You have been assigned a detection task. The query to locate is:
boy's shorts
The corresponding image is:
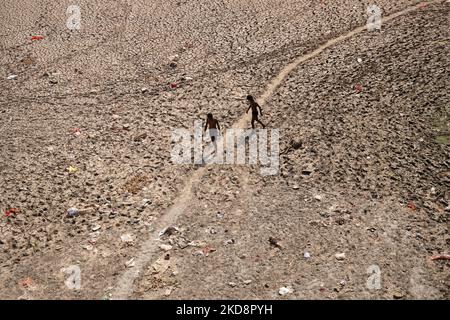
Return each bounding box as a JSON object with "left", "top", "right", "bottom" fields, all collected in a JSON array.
[{"left": 209, "top": 129, "right": 218, "bottom": 142}]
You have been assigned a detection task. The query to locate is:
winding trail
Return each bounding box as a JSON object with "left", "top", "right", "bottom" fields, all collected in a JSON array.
[{"left": 111, "top": 1, "right": 442, "bottom": 299}]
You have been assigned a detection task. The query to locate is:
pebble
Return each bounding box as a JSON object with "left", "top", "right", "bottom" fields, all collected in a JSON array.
[
  {"left": 159, "top": 244, "right": 173, "bottom": 251},
  {"left": 304, "top": 251, "right": 311, "bottom": 259},
  {"left": 278, "top": 286, "right": 294, "bottom": 296},
  {"left": 314, "top": 194, "right": 323, "bottom": 201},
  {"left": 120, "top": 233, "right": 134, "bottom": 243},
  {"left": 125, "top": 258, "right": 135, "bottom": 268},
  {"left": 335, "top": 253, "right": 346, "bottom": 260}
]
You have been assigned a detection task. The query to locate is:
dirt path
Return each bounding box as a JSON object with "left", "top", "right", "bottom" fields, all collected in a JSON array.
[{"left": 111, "top": 0, "right": 442, "bottom": 299}]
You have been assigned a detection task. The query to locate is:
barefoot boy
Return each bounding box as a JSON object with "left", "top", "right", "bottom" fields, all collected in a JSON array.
[
  {"left": 246, "top": 95, "right": 266, "bottom": 129},
  {"left": 204, "top": 113, "right": 221, "bottom": 151}
]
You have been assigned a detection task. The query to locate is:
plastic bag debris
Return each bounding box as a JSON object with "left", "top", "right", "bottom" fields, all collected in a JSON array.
[
  {"left": 5, "top": 208, "right": 18, "bottom": 217},
  {"left": 67, "top": 207, "right": 79, "bottom": 217},
  {"left": 7, "top": 75, "right": 18, "bottom": 80},
  {"left": 31, "top": 35, "right": 44, "bottom": 41}
]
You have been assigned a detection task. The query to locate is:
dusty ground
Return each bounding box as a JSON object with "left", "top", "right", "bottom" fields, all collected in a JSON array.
[{"left": 0, "top": 0, "right": 448, "bottom": 300}]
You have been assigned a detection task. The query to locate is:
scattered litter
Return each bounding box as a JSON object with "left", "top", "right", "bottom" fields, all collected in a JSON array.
[
  {"left": 357, "top": 57, "right": 363, "bottom": 63},
  {"left": 122, "top": 123, "right": 131, "bottom": 131},
  {"left": 169, "top": 54, "right": 179, "bottom": 62},
  {"left": 170, "top": 83, "right": 177, "bottom": 89},
  {"left": 31, "top": 35, "right": 44, "bottom": 41},
  {"left": 201, "top": 246, "right": 216, "bottom": 257},
  {"left": 216, "top": 212, "right": 224, "bottom": 219},
  {"left": 120, "top": 233, "right": 134, "bottom": 243},
  {"left": 354, "top": 83, "right": 362, "bottom": 93},
  {"left": 292, "top": 185, "right": 299, "bottom": 190},
  {"left": 335, "top": 253, "right": 346, "bottom": 261},
  {"left": 67, "top": 207, "right": 79, "bottom": 217},
  {"left": 278, "top": 286, "right": 294, "bottom": 296},
  {"left": 67, "top": 166, "right": 78, "bottom": 174},
  {"left": 18, "top": 278, "right": 34, "bottom": 288},
  {"left": 7, "top": 74, "right": 18, "bottom": 80},
  {"left": 5, "top": 208, "right": 18, "bottom": 217},
  {"left": 407, "top": 201, "right": 416, "bottom": 211},
  {"left": 91, "top": 225, "right": 101, "bottom": 231},
  {"left": 314, "top": 194, "right": 323, "bottom": 201},
  {"left": 430, "top": 254, "right": 450, "bottom": 261},
  {"left": 141, "top": 88, "right": 148, "bottom": 93},
  {"left": 184, "top": 76, "right": 193, "bottom": 81},
  {"left": 304, "top": 252, "right": 311, "bottom": 259},
  {"left": 72, "top": 128, "right": 81, "bottom": 136},
  {"left": 430, "top": 187, "right": 436, "bottom": 195},
  {"left": 83, "top": 244, "right": 94, "bottom": 251},
  {"left": 243, "top": 280, "right": 252, "bottom": 285},
  {"left": 228, "top": 282, "right": 237, "bottom": 287},
  {"left": 125, "top": 258, "right": 135, "bottom": 268}
]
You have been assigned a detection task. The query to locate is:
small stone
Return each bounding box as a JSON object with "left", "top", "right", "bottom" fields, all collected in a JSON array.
[
  {"left": 304, "top": 252, "right": 311, "bottom": 259},
  {"left": 120, "top": 233, "right": 134, "bottom": 243},
  {"left": 159, "top": 244, "right": 173, "bottom": 251},
  {"left": 159, "top": 226, "right": 179, "bottom": 237},
  {"left": 314, "top": 194, "right": 323, "bottom": 201},
  {"left": 393, "top": 291, "right": 404, "bottom": 299},
  {"left": 335, "top": 253, "right": 346, "bottom": 261},
  {"left": 123, "top": 124, "right": 131, "bottom": 131},
  {"left": 7, "top": 74, "right": 18, "bottom": 80},
  {"left": 228, "top": 282, "right": 237, "bottom": 287},
  {"left": 91, "top": 225, "right": 101, "bottom": 231},
  {"left": 164, "top": 288, "right": 172, "bottom": 296},
  {"left": 292, "top": 185, "right": 299, "bottom": 190},
  {"left": 224, "top": 239, "right": 235, "bottom": 245},
  {"left": 243, "top": 280, "right": 252, "bottom": 285},
  {"left": 141, "top": 87, "right": 148, "bottom": 93},
  {"left": 357, "top": 57, "right": 363, "bottom": 63},
  {"left": 125, "top": 258, "right": 135, "bottom": 268},
  {"left": 83, "top": 244, "right": 94, "bottom": 251},
  {"left": 279, "top": 286, "right": 294, "bottom": 296}
]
